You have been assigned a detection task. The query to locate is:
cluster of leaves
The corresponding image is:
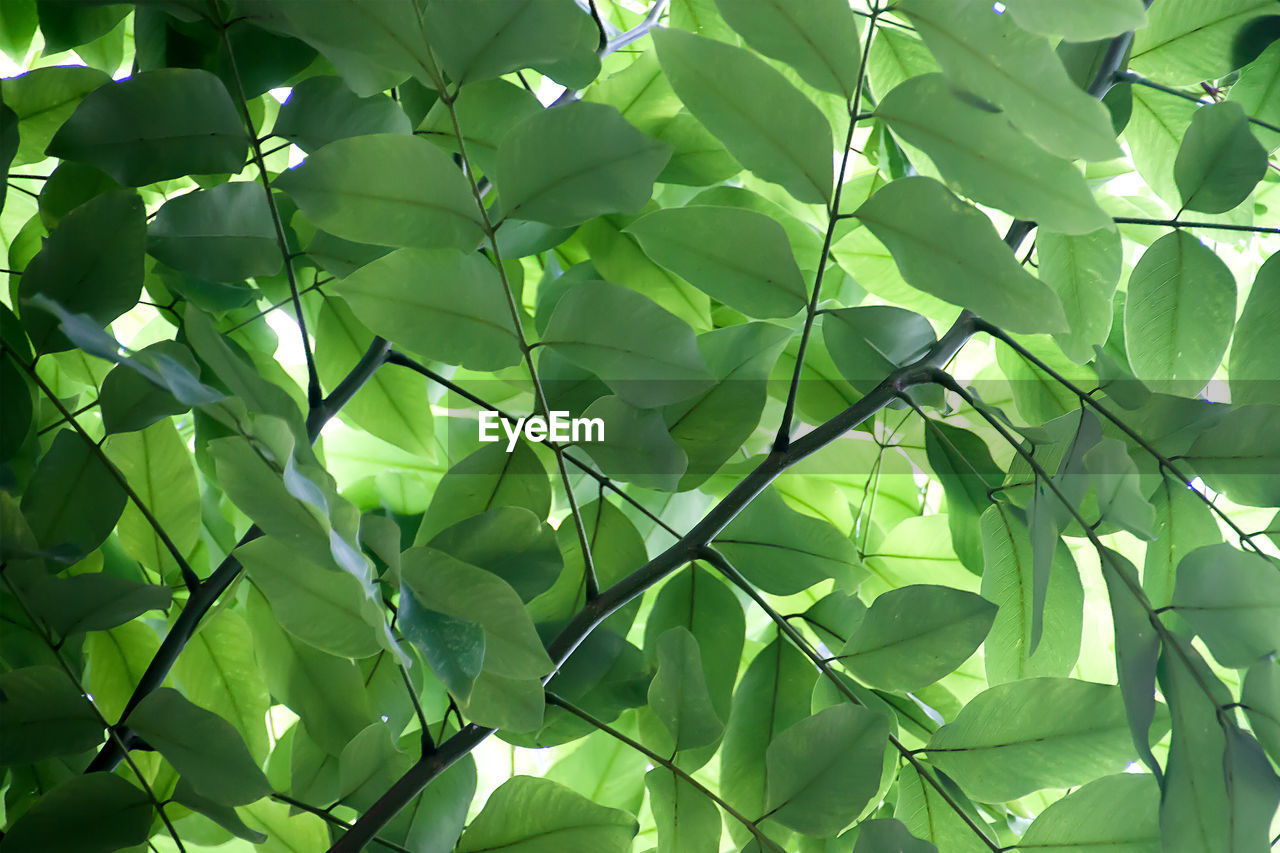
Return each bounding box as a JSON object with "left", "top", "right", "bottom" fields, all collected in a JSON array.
[{"left": 4, "top": 0, "right": 1280, "bottom": 851}]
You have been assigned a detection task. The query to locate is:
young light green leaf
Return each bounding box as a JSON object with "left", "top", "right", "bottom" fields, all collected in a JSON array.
[
  {"left": 173, "top": 609, "right": 271, "bottom": 763},
  {"left": 646, "top": 768, "right": 722, "bottom": 853},
  {"left": 495, "top": 101, "right": 671, "bottom": 227},
  {"left": 126, "top": 687, "right": 271, "bottom": 806},
  {"left": 425, "top": 0, "right": 594, "bottom": 86},
  {"left": 334, "top": 247, "right": 522, "bottom": 371},
  {"left": 457, "top": 776, "right": 638, "bottom": 853},
  {"left": 275, "top": 134, "right": 483, "bottom": 251},
  {"left": 1, "top": 65, "right": 110, "bottom": 166},
  {"left": 1123, "top": 230, "right": 1236, "bottom": 394},
  {"left": 715, "top": 488, "right": 864, "bottom": 595},
  {"left": 47, "top": 68, "right": 245, "bottom": 185},
  {"left": 876, "top": 74, "right": 1112, "bottom": 235},
  {"left": 653, "top": 27, "right": 834, "bottom": 204},
  {"left": 147, "top": 181, "right": 281, "bottom": 283},
  {"left": 1037, "top": 227, "right": 1123, "bottom": 364},
  {"left": 625, "top": 206, "right": 807, "bottom": 319},
  {"left": 648, "top": 627, "right": 724, "bottom": 753},
  {"left": 926, "top": 678, "right": 1138, "bottom": 802},
  {"left": 763, "top": 704, "right": 889, "bottom": 837},
  {"left": 1172, "top": 543, "right": 1280, "bottom": 668},
  {"left": 541, "top": 280, "right": 713, "bottom": 408},
  {"left": 897, "top": 0, "right": 1122, "bottom": 162},
  {"left": 1020, "top": 773, "right": 1160, "bottom": 853},
  {"left": 1004, "top": 0, "right": 1147, "bottom": 42},
  {"left": 854, "top": 177, "right": 1068, "bottom": 334},
  {"left": 1130, "top": 0, "right": 1276, "bottom": 86},
  {"left": 712, "top": 0, "right": 862, "bottom": 98},
  {"left": 838, "top": 585, "right": 996, "bottom": 692},
  {"left": 1174, "top": 101, "right": 1267, "bottom": 214}
]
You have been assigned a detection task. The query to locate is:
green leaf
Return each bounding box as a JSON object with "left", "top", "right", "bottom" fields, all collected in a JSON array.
[
  {"left": 495, "top": 100, "right": 670, "bottom": 227},
  {"left": 1125, "top": 85, "right": 1196, "bottom": 207},
  {"left": 20, "top": 429, "right": 126, "bottom": 558},
  {"left": 415, "top": 441, "right": 551, "bottom": 545},
  {"left": 893, "top": 765, "right": 990, "bottom": 853},
  {"left": 237, "top": 536, "right": 386, "bottom": 659},
  {"left": 13, "top": 568, "right": 171, "bottom": 638},
  {"left": 0, "top": 773, "right": 150, "bottom": 853},
  {"left": 1, "top": 65, "right": 109, "bottom": 166},
  {"left": 172, "top": 778, "right": 268, "bottom": 844},
  {"left": 923, "top": 419, "right": 1000, "bottom": 573},
  {"left": 85, "top": 621, "right": 161, "bottom": 722},
  {"left": 1020, "top": 773, "right": 1160, "bottom": 853},
  {"left": 429, "top": 507, "right": 562, "bottom": 603},
  {"left": 1174, "top": 102, "right": 1267, "bottom": 214},
  {"left": 173, "top": 609, "right": 271, "bottom": 763},
  {"left": 1243, "top": 657, "right": 1280, "bottom": 763},
  {"left": 1171, "top": 543, "right": 1280, "bottom": 668},
  {"left": 721, "top": 637, "right": 816, "bottom": 849},
  {"left": 337, "top": 722, "right": 413, "bottom": 810},
  {"left": 648, "top": 627, "right": 724, "bottom": 753},
  {"left": 333, "top": 247, "right": 522, "bottom": 370},
  {"left": 625, "top": 206, "right": 807, "bottom": 319},
  {"left": 147, "top": 181, "right": 282, "bottom": 283},
  {"left": 275, "top": 134, "right": 483, "bottom": 250},
  {"left": 48, "top": 69, "right": 244, "bottom": 185},
  {"left": 1229, "top": 252, "right": 1280, "bottom": 406},
  {"left": 763, "top": 704, "right": 889, "bottom": 837},
  {"left": 425, "top": 0, "right": 594, "bottom": 85},
  {"left": 18, "top": 188, "right": 143, "bottom": 354},
  {"left": 1037, "top": 227, "right": 1123, "bottom": 364},
  {"left": 712, "top": 0, "right": 862, "bottom": 98},
  {"left": 715, "top": 488, "right": 863, "bottom": 595},
  {"left": 0, "top": 98, "right": 15, "bottom": 213},
  {"left": 1184, "top": 405, "right": 1280, "bottom": 507},
  {"left": 1004, "top": 0, "right": 1147, "bottom": 41},
  {"left": 854, "top": 177, "right": 1067, "bottom": 334},
  {"left": 1230, "top": 40, "right": 1280, "bottom": 151},
  {"left": 541, "top": 280, "right": 713, "bottom": 408},
  {"left": 653, "top": 27, "right": 834, "bottom": 204},
  {"left": 646, "top": 768, "right": 722, "bottom": 853},
  {"left": 980, "top": 503, "right": 1083, "bottom": 684},
  {"left": 420, "top": 78, "right": 541, "bottom": 177},
  {"left": 383, "top": 753, "right": 477, "bottom": 852},
  {"left": 876, "top": 74, "right": 1112, "bottom": 235},
  {"left": 126, "top": 687, "right": 271, "bottom": 806},
  {"left": 401, "top": 546, "right": 554, "bottom": 680},
  {"left": 457, "top": 775, "right": 638, "bottom": 852},
  {"left": 579, "top": 395, "right": 688, "bottom": 492},
  {"left": 898, "top": 0, "right": 1122, "bottom": 162},
  {"left": 838, "top": 585, "right": 996, "bottom": 692},
  {"left": 0, "top": 665, "right": 102, "bottom": 764},
  {"left": 1143, "top": 479, "right": 1222, "bottom": 610},
  {"left": 822, "top": 306, "right": 937, "bottom": 395},
  {"left": 399, "top": 594, "right": 484, "bottom": 700},
  {"left": 1123, "top": 230, "right": 1236, "bottom": 394},
  {"left": 852, "top": 819, "right": 938, "bottom": 853},
  {"left": 273, "top": 75, "right": 410, "bottom": 154},
  {"left": 1085, "top": 438, "right": 1156, "bottom": 539},
  {"left": 926, "top": 678, "right": 1138, "bottom": 801},
  {"left": 99, "top": 342, "right": 203, "bottom": 435},
  {"left": 1130, "top": 0, "right": 1276, "bottom": 86}
]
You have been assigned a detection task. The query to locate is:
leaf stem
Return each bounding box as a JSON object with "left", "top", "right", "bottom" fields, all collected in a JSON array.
[
  {"left": 1114, "top": 216, "right": 1280, "bottom": 236},
  {"left": 1115, "top": 70, "right": 1280, "bottom": 137}
]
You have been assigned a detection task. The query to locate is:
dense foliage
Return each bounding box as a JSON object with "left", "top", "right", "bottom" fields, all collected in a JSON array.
[{"left": 3, "top": 0, "right": 1280, "bottom": 850}]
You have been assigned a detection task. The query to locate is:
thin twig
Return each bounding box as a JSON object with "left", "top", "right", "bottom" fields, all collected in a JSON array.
[{"left": 1114, "top": 216, "right": 1280, "bottom": 236}]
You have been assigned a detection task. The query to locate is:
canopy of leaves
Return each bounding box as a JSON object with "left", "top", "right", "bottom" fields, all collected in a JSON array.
[{"left": 1, "top": 1, "right": 1278, "bottom": 852}]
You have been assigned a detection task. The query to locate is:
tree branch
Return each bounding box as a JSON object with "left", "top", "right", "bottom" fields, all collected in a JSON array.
[
  {"left": 1114, "top": 216, "right": 1280, "bottom": 236},
  {"left": 1115, "top": 70, "right": 1280, "bottom": 137}
]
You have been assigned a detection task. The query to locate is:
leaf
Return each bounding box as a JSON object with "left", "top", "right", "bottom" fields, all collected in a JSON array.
[
  {"left": 923, "top": 419, "right": 1000, "bottom": 573},
  {"left": 852, "top": 819, "right": 938, "bottom": 853},
  {"left": 457, "top": 775, "right": 638, "bottom": 852},
  {"left": 898, "top": 0, "right": 1122, "bottom": 162},
  {"left": 0, "top": 665, "right": 102, "bottom": 764},
  {"left": 47, "top": 68, "right": 245, "bottom": 185},
  {"left": 273, "top": 75, "right": 411, "bottom": 154},
  {"left": 18, "top": 188, "right": 143, "bottom": 353},
  {"left": 429, "top": 507, "right": 563, "bottom": 604},
  {"left": 646, "top": 768, "right": 722, "bottom": 853},
  {"left": 1171, "top": 543, "right": 1280, "bottom": 668},
  {"left": 822, "top": 305, "right": 937, "bottom": 394},
  {"left": 0, "top": 773, "right": 150, "bottom": 853},
  {"left": 1123, "top": 230, "right": 1236, "bottom": 394},
  {"left": 173, "top": 609, "right": 271, "bottom": 763},
  {"left": 337, "top": 722, "right": 413, "bottom": 810},
  {"left": 275, "top": 134, "right": 483, "bottom": 251},
  {"left": 147, "top": 181, "right": 282, "bottom": 282},
  {"left": 541, "top": 280, "right": 713, "bottom": 408},
  {"left": 893, "top": 765, "right": 991, "bottom": 853},
  {"left": 85, "top": 622, "right": 161, "bottom": 722},
  {"left": 1130, "top": 0, "right": 1276, "bottom": 86},
  {"left": 715, "top": 488, "right": 864, "bottom": 595},
  {"left": 1174, "top": 101, "right": 1267, "bottom": 214},
  {"left": 399, "top": 594, "right": 485, "bottom": 700},
  {"left": 425, "top": 0, "right": 593, "bottom": 85},
  {"left": 648, "top": 627, "right": 724, "bottom": 753},
  {"left": 926, "top": 678, "right": 1139, "bottom": 802},
  {"left": 1243, "top": 657, "right": 1280, "bottom": 763},
  {"left": 1085, "top": 438, "right": 1156, "bottom": 539},
  {"left": 126, "top": 687, "right": 271, "bottom": 806},
  {"left": 420, "top": 78, "right": 541, "bottom": 177},
  {"left": 1229, "top": 252, "right": 1280, "bottom": 406},
  {"left": 838, "top": 585, "right": 996, "bottom": 692},
  {"left": 876, "top": 74, "right": 1112, "bottom": 235},
  {"left": 712, "top": 0, "right": 862, "bottom": 98},
  {"left": 14, "top": 569, "right": 171, "bottom": 638},
  {"left": 415, "top": 441, "right": 551, "bottom": 544},
  {"left": 1019, "top": 773, "right": 1160, "bottom": 852},
  {"left": 1184, "top": 405, "right": 1280, "bottom": 507},
  {"left": 494, "top": 101, "right": 669, "bottom": 227},
  {"left": 20, "top": 429, "right": 126, "bottom": 558},
  {"left": 1230, "top": 40, "right": 1280, "bottom": 151},
  {"left": 401, "top": 547, "right": 554, "bottom": 680},
  {"left": 333, "top": 247, "right": 522, "bottom": 370},
  {"left": 625, "top": 205, "right": 807, "bottom": 319},
  {"left": 1004, "top": 0, "right": 1147, "bottom": 41},
  {"left": 1037, "top": 227, "right": 1123, "bottom": 364},
  {"left": 653, "top": 27, "right": 834, "bottom": 204},
  {"left": 763, "top": 704, "right": 889, "bottom": 837},
  {"left": 237, "top": 536, "right": 386, "bottom": 659},
  {"left": 854, "top": 177, "right": 1067, "bottom": 334},
  {"left": 579, "top": 395, "right": 688, "bottom": 492}
]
